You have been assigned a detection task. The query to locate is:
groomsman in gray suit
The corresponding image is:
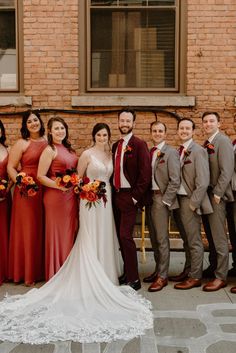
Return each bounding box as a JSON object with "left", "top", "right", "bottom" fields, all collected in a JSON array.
[
  {"left": 174, "top": 118, "right": 213, "bottom": 290},
  {"left": 202, "top": 111, "right": 234, "bottom": 291},
  {"left": 144, "top": 121, "right": 181, "bottom": 292}
]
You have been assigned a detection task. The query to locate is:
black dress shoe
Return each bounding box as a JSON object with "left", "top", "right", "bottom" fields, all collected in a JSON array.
[
  {"left": 127, "top": 279, "right": 141, "bottom": 291},
  {"left": 119, "top": 273, "right": 127, "bottom": 285},
  {"left": 202, "top": 267, "right": 215, "bottom": 279},
  {"left": 228, "top": 267, "right": 236, "bottom": 277},
  {"left": 143, "top": 271, "right": 158, "bottom": 283}
]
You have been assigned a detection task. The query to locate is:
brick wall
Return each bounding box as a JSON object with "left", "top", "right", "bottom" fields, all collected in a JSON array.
[{"left": 1, "top": 0, "right": 236, "bottom": 154}]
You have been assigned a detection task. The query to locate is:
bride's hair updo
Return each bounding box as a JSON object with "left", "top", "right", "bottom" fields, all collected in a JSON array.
[{"left": 92, "top": 123, "right": 111, "bottom": 143}]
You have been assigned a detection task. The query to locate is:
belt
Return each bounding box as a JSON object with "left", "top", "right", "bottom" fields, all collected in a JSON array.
[
  {"left": 115, "top": 188, "right": 131, "bottom": 192},
  {"left": 153, "top": 190, "right": 162, "bottom": 195}
]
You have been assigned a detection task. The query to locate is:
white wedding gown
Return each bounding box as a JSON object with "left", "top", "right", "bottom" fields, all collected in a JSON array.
[{"left": 0, "top": 155, "right": 153, "bottom": 344}]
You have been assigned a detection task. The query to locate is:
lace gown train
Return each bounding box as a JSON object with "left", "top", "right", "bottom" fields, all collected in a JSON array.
[{"left": 0, "top": 154, "right": 153, "bottom": 344}]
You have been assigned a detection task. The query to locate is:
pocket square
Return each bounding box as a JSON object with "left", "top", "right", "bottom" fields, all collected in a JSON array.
[{"left": 184, "top": 160, "right": 192, "bottom": 165}]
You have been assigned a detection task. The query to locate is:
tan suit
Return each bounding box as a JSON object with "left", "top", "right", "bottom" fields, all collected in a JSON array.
[
  {"left": 206, "top": 132, "right": 234, "bottom": 280},
  {"left": 148, "top": 144, "right": 180, "bottom": 279},
  {"left": 177, "top": 141, "right": 212, "bottom": 279}
]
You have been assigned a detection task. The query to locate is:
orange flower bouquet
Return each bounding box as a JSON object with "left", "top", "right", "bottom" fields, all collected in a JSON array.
[
  {"left": 0, "top": 177, "right": 8, "bottom": 199},
  {"left": 55, "top": 168, "right": 80, "bottom": 189},
  {"left": 16, "top": 172, "right": 39, "bottom": 197},
  {"left": 74, "top": 177, "right": 107, "bottom": 209}
]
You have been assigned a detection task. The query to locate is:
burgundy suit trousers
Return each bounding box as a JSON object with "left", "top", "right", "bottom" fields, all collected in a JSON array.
[{"left": 113, "top": 190, "right": 139, "bottom": 282}]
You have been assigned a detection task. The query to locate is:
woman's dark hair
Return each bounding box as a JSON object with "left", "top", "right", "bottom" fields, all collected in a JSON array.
[
  {"left": 0, "top": 119, "right": 7, "bottom": 147},
  {"left": 20, "top": 110, "right": 45, "bottom": 139},
  {"left": 92, "top": 122, "right": 111, "bottom": 143},
  {"left": 47, "top": 116, "right": 74, "bottom": 152}
]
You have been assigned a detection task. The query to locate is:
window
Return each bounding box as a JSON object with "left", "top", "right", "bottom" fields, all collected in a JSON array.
[
  {"left": 81, "top": 0, "right": 185, "bottom": 93},
  {"left": 0, "top": 0, "right": 18, "bottom": 91}
]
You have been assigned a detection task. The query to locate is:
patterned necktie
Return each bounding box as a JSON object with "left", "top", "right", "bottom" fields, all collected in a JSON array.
[
  {"left": 203, "top": 140, "right": 210, "bottom": 148},
  {"left": 114, "top": 139, "right": 124, "bottom": 189},
  {"left": 178, "top": 145, "right": 184, "bottom": 156},
  {"left": 233, "top": 139, "right": 236, "bottom": 146}
]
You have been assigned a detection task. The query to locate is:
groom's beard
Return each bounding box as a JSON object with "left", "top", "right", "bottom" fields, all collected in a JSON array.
[{"left": 119, "top": 127, "right": 133, "bottom": 135}]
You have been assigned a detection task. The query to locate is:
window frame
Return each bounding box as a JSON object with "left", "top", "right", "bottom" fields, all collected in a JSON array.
[
  {"left": 0, "top": 0, "right": 23, "bottom": 93},
  {"left": 79, "top": 0, "right": 187, "bottom": 95}
]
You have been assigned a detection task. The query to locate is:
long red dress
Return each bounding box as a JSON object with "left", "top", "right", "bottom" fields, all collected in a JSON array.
[
  {"left": 44, "top": 143, "right": 78, "bottom": 281},
  {"left": 8, "top": 139, "right": 47, "bottom": 284},
  {"left": 0, "top": 154, "right": 11, "bottom": 285}
]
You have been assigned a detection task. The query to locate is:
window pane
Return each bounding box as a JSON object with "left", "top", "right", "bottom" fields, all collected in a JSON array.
[
  {"left": 91, "top": 0, "right": 118, "bottom": 6},
  {"left": 90, "top": 8, "right": 176, "bottom": 89},
  {"left": 0, "top": 2, "right": 17, "bottom": 90}
]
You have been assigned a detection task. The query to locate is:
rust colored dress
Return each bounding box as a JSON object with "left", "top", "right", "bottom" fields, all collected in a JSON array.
[
  {"left": 0, "top": 154, "right": 11, "bottom": 285},
  {"left": 8, "top": 139, "right": 47, "bottom": 284},
  {"left": 44, "top": 143, "right": 78, "bottom": 281}
]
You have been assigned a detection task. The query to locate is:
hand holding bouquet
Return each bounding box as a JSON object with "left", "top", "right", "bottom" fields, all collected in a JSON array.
[
  {"left": 55, "top": 168, "right": 80, "bottom": 190},
  {"left": 74, "top": 177, "right": 107, "bottom": 209},
  {"left": 16, "top": 172, "right": 39, "bottom": 197}
]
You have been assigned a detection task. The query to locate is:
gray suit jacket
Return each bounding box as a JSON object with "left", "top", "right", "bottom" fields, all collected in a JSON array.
[
  {"left": 181, "top": 141, "right": 213, "bottom": 215},
  {"left": 207, "top": 132, "right": 234, "bottom": 202},
  {"left": 153, "top": 143, "right": 180, "bottom": 210},
  {"left": 231, "top": 141, "right": 236, "bottom": 192}
]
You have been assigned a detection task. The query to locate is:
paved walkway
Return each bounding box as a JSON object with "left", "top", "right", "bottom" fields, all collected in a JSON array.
[{"left": 0, "top": 252, "right": 236, "bottom": 353}]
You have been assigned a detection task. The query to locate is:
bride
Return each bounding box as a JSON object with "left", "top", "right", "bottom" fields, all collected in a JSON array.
[{"left": 0, "top": 122, "right": 153, "bottom": 344}]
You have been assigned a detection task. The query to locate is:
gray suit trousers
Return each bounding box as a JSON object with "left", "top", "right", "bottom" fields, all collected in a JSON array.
[
  {"left": 150, "top": 194, "right": 170, "bottom": 279},
  {"left": 207, "top": 194, "right": 229, "bottom": 280},
  {"left": 178, "top": 196, "right": 204, "bottom": 279}
]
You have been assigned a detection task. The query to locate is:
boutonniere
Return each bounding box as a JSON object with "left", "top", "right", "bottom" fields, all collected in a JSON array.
[
  {"left": 205, "top": 143, "right": 215, "bottom": 154},
  {"left": 157, "top": 151, "right": 165, "bottom": 159},
  {"left": 124, "top": 145, "right": 133, "bottom": 154},
  {"left": 183, "top": 149, "right": 191, "bottom": 157}
]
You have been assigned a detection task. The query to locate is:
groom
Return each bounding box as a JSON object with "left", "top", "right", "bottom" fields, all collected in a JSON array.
[{"left": 112, "top": 108, "right": 151, "bottom": 290}]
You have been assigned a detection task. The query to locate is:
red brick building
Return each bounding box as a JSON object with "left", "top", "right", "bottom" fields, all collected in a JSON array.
[{"left": 0, "top": 0, "right": 236, "bottom": 155}]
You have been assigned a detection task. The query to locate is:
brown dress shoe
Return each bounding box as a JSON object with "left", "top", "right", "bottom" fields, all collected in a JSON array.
[
  {"left": 230, "top": 286, "right": 236, "bottom": 294},
  {"left": 174, "top": 278, "right": 202, "bottom": 290},
  {"left": 143, "top": 271, "right": 158, "bottom": 283},
  {"left": 148, "top": 277, "right": 168, "bottom": 292},
  {"left": 203, "top": 278, "right": 227, "bottom": 292},
  {"left": 169, "top": 270, "right": 189, "bottom": 282}
]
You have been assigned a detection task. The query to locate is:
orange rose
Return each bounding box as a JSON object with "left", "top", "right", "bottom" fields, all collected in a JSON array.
[
  {"left": 70, "top": 173, "right": 79, "bottom": 185},
  {"left": 0, "top": 185, "right": 6, "bottom": 190},
  {"left": 63, "top": 175, "right": 71, "bottom": 183},
  {"left": 82, "top": 184, "right": 91, "bottom": 192},
  {"left": 28, "top": 189, "right": 37, "bottom": 197},
  {"left": 86, "top": 191, "right": 98, "bottom": 202}
]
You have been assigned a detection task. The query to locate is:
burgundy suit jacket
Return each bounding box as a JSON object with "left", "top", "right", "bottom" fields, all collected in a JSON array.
[{"left": 112, "top": 135, "right": 152, "bottom": 207}]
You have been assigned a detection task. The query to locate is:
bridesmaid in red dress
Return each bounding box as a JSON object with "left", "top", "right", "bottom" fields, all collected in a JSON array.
[
  {"left": 37, "top": 116, "right": 78, "bottom": 281},
  {"left": 7, "top": 111, "right": 47, "bottom": 286},
  {"left": 0, "top": 120, "right": 12, "bottom": 286}
]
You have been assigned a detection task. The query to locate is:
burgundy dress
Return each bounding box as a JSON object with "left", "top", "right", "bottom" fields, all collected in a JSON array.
[
  {"left": 44, "top": 143, "right": 78, "bottom": 281},
  {"left": 8, "top": 140, "right": 47, "bottom": 284},
  {"left": 0, "top": 154, "right": 11, "bottom": 285}
]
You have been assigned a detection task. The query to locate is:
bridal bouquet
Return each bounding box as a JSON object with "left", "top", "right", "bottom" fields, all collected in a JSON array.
[
  {"left": 0, "top": 177, "right": 8, "bottom": 199},
  {"left": 55, "top": 168, "right": 80, "bottom": 189},
  {"left": 74, "top": 177, "right": 107, "bottom": 209},
  {"left": 16, "top": 172, "right": 39, "bottom": 197}
]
